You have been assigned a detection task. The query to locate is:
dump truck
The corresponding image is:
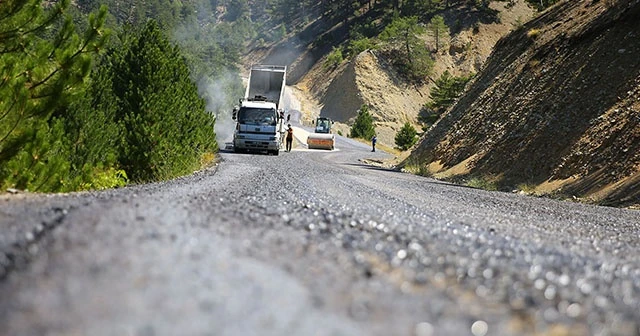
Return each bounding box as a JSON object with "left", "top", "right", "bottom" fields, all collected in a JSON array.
[
  {"left": 232, "top": 65, "right": 287, "bottom": 155},
  {"left": 307, "top": 117, "right": 335, "bottom": 150}
]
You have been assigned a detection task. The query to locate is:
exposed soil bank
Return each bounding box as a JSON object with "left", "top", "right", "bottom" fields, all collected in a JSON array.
[{"left": 409, "top": 0, "right": 640, "bottom": 208}]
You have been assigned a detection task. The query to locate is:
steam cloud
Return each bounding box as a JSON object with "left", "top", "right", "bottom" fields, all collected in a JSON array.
[
  {"left": 172, "top": 14, "right": 241, "bottom": 149},
  {"left": 197, "top": 73, "right": 239, "bottom": 146}
]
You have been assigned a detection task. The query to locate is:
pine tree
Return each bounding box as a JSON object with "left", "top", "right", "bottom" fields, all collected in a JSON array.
[
  {"left": 350, "top": 105, "right": 376, "bottom": 140},
  {"left": 395, "top": 122, "right": 418, "bottom": 151},
  {"left": 380, "top": 15, "right": 433, "bottom": 82},
  {"left": 110, "top": 20, "right": 217, "bottom": 182},
  {"left": 428, "top": 71, "right": 473, "bottom": 112},
  {"left": 61, "top": 59, "right": 126, "bottom": 191},
  {"left": 427, "top": 15, "right": 449, "bottom": 53},
  {"left": 0, "top": 0, "right": 109, "bottom": 191}
]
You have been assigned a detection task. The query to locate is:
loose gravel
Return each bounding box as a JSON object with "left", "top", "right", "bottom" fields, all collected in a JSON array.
[{"left": 1, "top": 134, "right": 639, "bottom": 336}]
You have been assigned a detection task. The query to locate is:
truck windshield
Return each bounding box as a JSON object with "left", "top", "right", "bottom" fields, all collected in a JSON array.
[{"left": 238, "top": 108, "right": 277, "bottom": 126}]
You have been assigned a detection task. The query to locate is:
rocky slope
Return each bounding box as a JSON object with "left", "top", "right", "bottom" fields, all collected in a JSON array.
[{"left": 408, "top": 0, "right": 640, "bottom": 207}]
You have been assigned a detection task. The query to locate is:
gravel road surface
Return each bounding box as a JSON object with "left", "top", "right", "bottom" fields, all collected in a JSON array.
[{"left": 1, "top": 128, "right": 639, "bottom": 336}]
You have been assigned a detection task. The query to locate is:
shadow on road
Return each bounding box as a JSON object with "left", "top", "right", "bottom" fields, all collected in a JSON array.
[
  {"left": 342, "top": 162, "right": 401, "bottom": 173},
  {"left": 342, "top": 163, "right": 487, "bottom": 191}
]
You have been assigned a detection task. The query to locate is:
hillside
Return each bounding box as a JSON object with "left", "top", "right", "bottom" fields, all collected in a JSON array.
[
  {"left": 407, "top": 0, "right": 640, "bottom": 207},
  {"left": 244, "top": 1, "right": 535, "bottom": 145},
  {"left": 295, "top": 1, "right": 536, "bottom": 145}
]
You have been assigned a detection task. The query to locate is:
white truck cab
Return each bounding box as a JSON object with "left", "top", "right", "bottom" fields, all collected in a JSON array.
[{"left": 232, "top": 65, "right": 286, "bottom": 155}]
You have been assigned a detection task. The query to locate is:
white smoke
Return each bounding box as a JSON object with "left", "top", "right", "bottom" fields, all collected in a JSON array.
[
  {"left": 197, "top": 72, "right": 241, "bottom": 146},
  {"left": 171, "top": 13, "right": 242, "bottom": 149}
]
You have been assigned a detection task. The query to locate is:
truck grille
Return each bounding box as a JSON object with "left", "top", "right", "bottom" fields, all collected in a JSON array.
[{"left": 245, "top": 141, "right": 270, "bottom": 149}]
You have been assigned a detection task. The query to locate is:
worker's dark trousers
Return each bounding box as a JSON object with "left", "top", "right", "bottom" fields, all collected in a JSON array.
[{"left": 286, "top": 139, "right": 292, "bottom": 152}]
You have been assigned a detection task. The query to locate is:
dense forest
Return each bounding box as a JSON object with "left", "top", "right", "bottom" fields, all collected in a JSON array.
[{"left": 0, "top": 0, "right": 557, "bottom": 192}]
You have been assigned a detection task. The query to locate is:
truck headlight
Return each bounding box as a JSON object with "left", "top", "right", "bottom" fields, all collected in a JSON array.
[{"left": 269, "top": 136, "right": 277, "bottom": 141}]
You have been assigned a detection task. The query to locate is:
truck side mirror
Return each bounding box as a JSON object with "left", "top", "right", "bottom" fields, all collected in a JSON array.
[{"left": 232, "top": 106, "right": 238, "bottom": 120}]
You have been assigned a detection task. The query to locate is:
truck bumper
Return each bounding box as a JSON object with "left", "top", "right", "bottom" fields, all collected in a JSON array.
[{"left": 233, "top": 137, "right": 280, "bottom": 151}]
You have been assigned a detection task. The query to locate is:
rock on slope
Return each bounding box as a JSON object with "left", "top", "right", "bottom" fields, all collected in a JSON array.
[{"left": 409, "top": 0, "right": 640, "bottom": 207}]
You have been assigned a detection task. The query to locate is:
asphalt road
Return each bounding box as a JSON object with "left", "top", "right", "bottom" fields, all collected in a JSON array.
[{"left": 1, "top": 131, "right": 639, "bottom": 336}]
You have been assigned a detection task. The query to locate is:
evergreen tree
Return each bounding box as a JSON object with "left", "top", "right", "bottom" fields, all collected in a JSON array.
[
  {"left": 395, "top": 122, "right": 418, "bottom": 151},
  {"left": 428, "top": 70, "right": 473, "bottom": 112},
  {"left": 0, "top": 0, "right": 109, "bottom": 191},
  {"left": 110, "top": 20, "right": 217, "bottom": 182},
  {"left": 427, "top": 15, "right": 449, "bottom": 52},
  {"left": 60, "top": 59, "right": 126, "bottom": 190},
  {"left": 350, "top": 105, "right": 376, "bottom": 140},
  {"left": 380, "top": 15, "right": 434, "bottom": 82}
]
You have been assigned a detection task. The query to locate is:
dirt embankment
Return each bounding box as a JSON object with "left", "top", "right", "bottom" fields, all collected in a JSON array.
[{"left": 409, "top": 0, "right": 640, "bottom": 207}]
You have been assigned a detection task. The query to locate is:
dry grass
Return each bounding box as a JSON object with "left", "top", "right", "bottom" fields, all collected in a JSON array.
[
  {"left": 200, "top": 152, "right": 218, "bottom": 168},
  {"left": 465, "top": 176, "right": 499, "bottom": 191},
  {"left": 516, "top": 183, "right": 537, "bottom": 194},
  {"left": 528, "top": 58, "right": 541, "bottom": 68},
  {"left": 403, "top": 156, "right": 432, "bottom": 177},
  {"left": 526, "top": 28, "right": 541, "bottom": 39}
]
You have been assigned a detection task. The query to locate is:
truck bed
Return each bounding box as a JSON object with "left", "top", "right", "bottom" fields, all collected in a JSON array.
[{"left": 246, "top": 65, "right": 286, "bottom": 107}]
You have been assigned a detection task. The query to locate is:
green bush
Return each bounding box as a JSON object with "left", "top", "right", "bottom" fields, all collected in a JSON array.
[
  {"left": 403, "top": 156, "right": 432, "bottom": 177},
  {"left": 348, "top": 37, "right": 376, "bottom": 57},
  {"left": 395, "top": 122, "right": 418, "bottom": 151},
  {"left": 324, "top": 46, "right": 344, "bottom": 69},
  {"left": 349, "top": 105, "right": 376, "bottom": 140},
  {"left": 350, "top": 21, "right": 378, "bottom": 40},
  {"left": 77, "top": 166, "right": 128, "bottom": 191},
  {"left": 59, "top": 59, "right": 124, "bottom": 191},
  {"left": 269, "top": 24, "right": 287, "bottom": 42},
  {"left": 527, "top": 28, "right": 541, "bottom": 39},
  {"left": 466, "top": 176, "right": 498, "bottom": 191}
]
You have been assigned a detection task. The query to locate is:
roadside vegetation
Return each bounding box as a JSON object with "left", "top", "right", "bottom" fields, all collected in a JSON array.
[
  {"left": 0, "top": 0, "right": 245, "bottom": 192},
  {"left": 465, "top": 176, "right": 499, "bottom": 191}
]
